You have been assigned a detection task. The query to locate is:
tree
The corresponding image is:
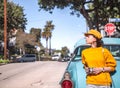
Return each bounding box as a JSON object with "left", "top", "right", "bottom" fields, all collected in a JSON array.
[
  {"left": 42, "top": 28, "right": 51, "bottom": 51},
  {"left": 15, "top": 28, "right": 42, "bottom": 55},
  {"left": 61, "top": 46, "right": 70, "bottom": 58},
  {"left": 87, "top": 1, "right": 120, "bottom": 31},
  {"left": 30, "top": 28, "right": 42, "bottom": 43},
  {"left": 38, "top": 0, "right": 120, "bottom": 36},
  {"left": 45, "top": 21, "right": 54, "bottom": 55},
  {"left": 42, "top": 21, "right": 54, "bottom": 55},
  {"left": 0, "top": 0, "right": 27, "bottom": 40}
]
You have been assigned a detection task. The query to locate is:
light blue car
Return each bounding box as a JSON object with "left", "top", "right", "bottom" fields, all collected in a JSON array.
[{"left": 61, "top": 38, "right": 120, "bottom": 88}]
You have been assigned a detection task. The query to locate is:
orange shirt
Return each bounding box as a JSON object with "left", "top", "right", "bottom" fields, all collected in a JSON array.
[{"left": 82, "top": 47, "right": 116, "bottom": 85}]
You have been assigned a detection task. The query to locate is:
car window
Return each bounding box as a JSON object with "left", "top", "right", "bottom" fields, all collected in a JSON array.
[
  {"left": 73, "top": 45, "right": 90, "bottom": 60},
  {"left": 53, "top": 55, "right": 59, "bottom": 57},
  {"left": 73, "top": 44, "right": 120, "bottom": 61},
  {"left": 103, "top": 45, "right": 120, "bottom": 57},
  {"left": 75, "top": 46, "right": 89, "bottom": 56},
  {"left": 25, "top": 54, "right": 35, "bottom": 57}
]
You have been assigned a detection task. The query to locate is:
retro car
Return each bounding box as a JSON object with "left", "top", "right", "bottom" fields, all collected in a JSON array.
[{"left": 60, "top": 38, "right": 120, "bottom": 88}]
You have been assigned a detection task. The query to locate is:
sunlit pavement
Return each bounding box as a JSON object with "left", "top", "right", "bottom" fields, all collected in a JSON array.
[{"left": 0, "top": 61, "right": 68, "bottom": 88}]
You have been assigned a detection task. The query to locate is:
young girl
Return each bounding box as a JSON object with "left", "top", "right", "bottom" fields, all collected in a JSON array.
[
  {"left": 61, "top": 71, "right": 73, "bottom": 88},
  {"left": 82, "top": 29, "right": 116, "bottom": 88}
]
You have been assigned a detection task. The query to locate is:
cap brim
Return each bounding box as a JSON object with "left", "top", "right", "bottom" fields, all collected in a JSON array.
[{"left": 84, "top": 33, "right": 92, "bottom": 36}]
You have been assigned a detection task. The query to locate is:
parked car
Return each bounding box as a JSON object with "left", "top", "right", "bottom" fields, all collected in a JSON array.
[
  {"left": 52, "top": 55, "right": 60, "bottom": 61},
  {"left": 59, "top": 56, "right": 71, "bottom": 62},
  {"left": 60, "top": 38, "right": 120, "bottom": 88},
  {"left": 17, "top": 54, "right": 37, "bottom": 62},
  {"left": 10, "top": 55, "right": 22, "bottom": 63}
]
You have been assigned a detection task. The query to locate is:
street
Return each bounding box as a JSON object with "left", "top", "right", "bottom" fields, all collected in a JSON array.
[{"left": 0, "top": 61, "right": 68, "bottom": 88}]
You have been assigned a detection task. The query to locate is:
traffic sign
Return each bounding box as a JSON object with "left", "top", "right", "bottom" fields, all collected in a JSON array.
[
  {"left": 35, "top": 46, "right": 40, "bottom": 52},
  {"left": 104, "top": 23, "right": 116, "bottom": 36}
]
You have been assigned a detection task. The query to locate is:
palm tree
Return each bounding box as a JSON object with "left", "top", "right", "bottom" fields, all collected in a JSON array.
[
  {"left": 42, "top": 28, "right": 51, "bottom": 54},
  {"left": 42, "top": 21, "right": 54, "bottom": 55},
  {"left": 46, "top": 21, "right": 54, "bottom": 55},
  {"left": 42, "top": 28, "right": 50, "bottom": 49}
]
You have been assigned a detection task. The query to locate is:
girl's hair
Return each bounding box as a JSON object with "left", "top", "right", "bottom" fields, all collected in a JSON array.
[
  {"left": 92, "top": 34, "right": 103, "bottom": 47},
  {"left": 96, "top": 39, "right": 104, "bottom": 47}
]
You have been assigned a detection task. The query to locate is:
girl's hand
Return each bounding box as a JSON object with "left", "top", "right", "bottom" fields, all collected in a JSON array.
[
  {"left": 92, "top": 67, "right": 103, "bottom": 74},
  {"left": 84, "top": 67, "right": 90, "bottom": 74}
]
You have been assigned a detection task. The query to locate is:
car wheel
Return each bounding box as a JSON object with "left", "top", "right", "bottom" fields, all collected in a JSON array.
[{"left": 20, "top": 60, "right": 24, "bottom": 62}]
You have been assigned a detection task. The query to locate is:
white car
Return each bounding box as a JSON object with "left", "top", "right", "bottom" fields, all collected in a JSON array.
[{"left": 52, "top": 55, "right": 60, "bottom": 60}]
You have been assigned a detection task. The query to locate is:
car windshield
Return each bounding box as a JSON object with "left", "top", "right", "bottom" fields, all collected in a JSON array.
[
  {"left": 24, "top": 54, "right": 35, "bottom": 57},
  {"left": 74, "top": 45, "right": 90, "bottom": 57},
  {"left": 73, "top": 45, "right": 120, "bottom": 60}
]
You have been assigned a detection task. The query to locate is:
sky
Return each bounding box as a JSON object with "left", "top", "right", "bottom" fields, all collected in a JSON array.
[{"left": 12, "top": 0, "right": 87, "bottom": 52}]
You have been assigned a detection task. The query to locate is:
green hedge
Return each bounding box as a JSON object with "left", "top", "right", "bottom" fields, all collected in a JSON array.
[{"left": 0, "top": 59, "right": 10, "bottom": 63}]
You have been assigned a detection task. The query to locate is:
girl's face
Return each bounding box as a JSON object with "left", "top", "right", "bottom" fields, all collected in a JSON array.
[{"left": 85, "top": 34, "right": 97, "bottom": 44}]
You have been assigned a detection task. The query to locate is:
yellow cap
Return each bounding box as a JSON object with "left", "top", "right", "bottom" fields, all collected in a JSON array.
[{"left": 84, "top": 29, "right": 102, "bottom": 39}]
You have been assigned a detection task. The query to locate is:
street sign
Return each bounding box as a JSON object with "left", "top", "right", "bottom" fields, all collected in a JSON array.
[
  {"left": 109, "top": 18, "right": 120, "bottom": 22},
  {"left": 35, "top": 46, "right": 40, "bottom": 52},
  {"left": 104, "top": 23, "right": 116, "bottom": 36}
]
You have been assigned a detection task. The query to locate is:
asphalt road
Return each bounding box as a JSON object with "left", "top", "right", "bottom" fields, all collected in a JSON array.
[{"left": 0, "top": 61, "right": 68, "bottom": 88}]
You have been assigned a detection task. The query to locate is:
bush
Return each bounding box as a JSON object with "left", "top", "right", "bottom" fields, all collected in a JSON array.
[
  {"left": 0, "top": 59, "right": 10, "bottom": 64},
  {"left": 0, "top": 55, "right": 3, "bottom": 59}
]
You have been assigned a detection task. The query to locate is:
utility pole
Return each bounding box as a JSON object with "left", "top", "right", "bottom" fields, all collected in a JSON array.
[{"left": 4, "top": 0, "right": 7, "bottom": 60}]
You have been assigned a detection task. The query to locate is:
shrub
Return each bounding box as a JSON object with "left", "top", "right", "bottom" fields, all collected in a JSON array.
[{"left": 0, "top": 59, "right": 10, "bottom": 64}]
